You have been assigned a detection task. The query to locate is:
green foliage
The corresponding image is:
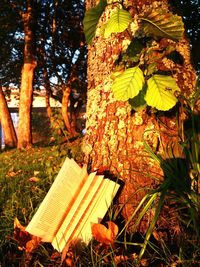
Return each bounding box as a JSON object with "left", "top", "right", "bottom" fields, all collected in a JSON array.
[
  {"left": 140, "top": 9, "right": 184, "bottom": 41},
  {"left": 112, "top": 66, "right": 144, "bottom": 101},
  {"left": 126, "top": 38, "right": 144, "bottom": 62},
  {"left": 104, "top": 8, "right": 132, "bottom": 38},
  {"left": 128, "top": 86, "right": 147, "bottom": 111},
  {"left": 145, "top": 75, "right": 180, "bottom": 111},
  {"left": 84, "top": 4, "right": 184, "bottom": 44},
  {"left": 84, "top": 2, "right": 186, "bottom": 112},
  {"left": 112, "top": 69, "right": 180, "bottom": 111},
  {"left": 83, "top": 0, "right": 107, "bottom": 44}
]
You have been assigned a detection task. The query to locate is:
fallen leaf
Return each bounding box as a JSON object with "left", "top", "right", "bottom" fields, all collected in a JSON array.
[
  {"left": 28, "top": 177, "right": 40, "bottom": 182},
  {"left": 65, "top": 258, "right": 74, "bottom": 267},
  {"left": 7, "top": 170, "right": 22, "bottom": 177},
  {"left": 114, "top": 255, "right": 129, "bottom": 264},
  {"left": 14, "top": 217, "right": 41, "bottom": 252},
  {"left": 140, "top": 258, "right": 150, "bottom": 266},
  {"left": 51, "top": 251, "right": 61, "bottom": 259},
  {"left": 7, "top": 171, "right": 17, "bottom": 177},
  {"left": 14, "top": 218, "right": 31, "bottom": 250},
  {"left": 91, "top": 221, "right": 118, "bottom": 245},
  {"left": 14, "top": 217, "right": 26, "bottom": 231},
  {"left": 34, "top": 171, "right": 40, "bottom": 176},
  {"left": 26, "top": 236, "right": 41, "bottom": 253}
]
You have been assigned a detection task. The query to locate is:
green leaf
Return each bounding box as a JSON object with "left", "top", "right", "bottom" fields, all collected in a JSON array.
[
  {"left": 145, "top": 75, "right": 180, "bottom": 111},
  {"left": 83, "top": 0, "right": 107, "bottom": 44},
  {"left": 140, "top": 9, "right": 184, "bottom": 41},
  {"left": 126, "top": 38, "right": 144, "bottom": 58},
  {"left": 111, "top": 65, "right": 125, "bottom": 80},
  {"left": 144, "top": 62, "right": 158, "bottom": 76},
  {"left": 112, "top": 66, "right": 144, "bottom": 101},
  {"left": 104, "top": 8, "right": 132, "bottom": 38},
  {"left": 129, "top": 85, "right": 147, "bottom": 111}
]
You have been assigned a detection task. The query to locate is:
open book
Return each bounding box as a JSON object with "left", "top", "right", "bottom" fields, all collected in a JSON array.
[{"left": 26, "top": 157, "right": 121, "bottom": 252}]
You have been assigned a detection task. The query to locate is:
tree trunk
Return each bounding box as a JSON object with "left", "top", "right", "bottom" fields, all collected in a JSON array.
[
  {"left": 43, "top": 67, "right": 52, "bottom": 119},
  {"left": 61, "top": 76, "right": 78, "bottom": 136},
  {"left": 70, "top": 96, "right": 84, "bottom": 134},
  {"left": 62, "top": 86, "right": 73, "bottom": 134},
  {"left": 0, "top": 86, "right": 17, "bottom": 148},
  {"left": 17, "top": 0, "right": 37, "bottom": 149},
  {"left": 84, "top": 0, "right": 196, "bottom": 227}
]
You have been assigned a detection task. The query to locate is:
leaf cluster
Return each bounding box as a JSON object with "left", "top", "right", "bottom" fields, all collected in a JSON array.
[{"left": 83, "top": 1, "right": 186, "bottom": 111}]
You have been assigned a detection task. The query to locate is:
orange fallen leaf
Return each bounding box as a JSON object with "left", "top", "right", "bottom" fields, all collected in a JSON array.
[
  {"left": 14, "top": 217, "right": 30, "bottom": 249},
  {"left": 14, "top": 217, "right": 41, "bottom": 252},
  {"left": 91, "top": 221, "right": 118, "bottom": 245},
  {"left": 65, "top": 257, "right": 74, "bottom": 267},
  {"left": 7, "top": 170, "right": 22, "bottom": 177},
  {"left": 14, "top": 217, "right": 25, "bottom": 231},
  {"left": 51, "top": 251, "right": 61, "bottom": 259},
  {"left": 26, "top": 236, "right": 41, "bottom": 253},
  {"left": 114, "top": 255, "right": 129, "bottom": 264},
  {"left": 28, "top": 176, "right": 40, "bottom": 182}
]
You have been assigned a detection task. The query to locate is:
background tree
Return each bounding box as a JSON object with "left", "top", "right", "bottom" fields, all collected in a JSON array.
[
  {"left": 0, "top": 1, "right": 21, "bottom": 148},
  {"left": 83, "top": 0, "right": 197, "bottom": 231},
  {"left": 0, "top": 86, "right": 17, "bottom": 148},
  {"left": 17, "top": 0, "right": 37, "bottom": 149},
  {"left": 36, "top": 0, "right": 87, "bottom": 136}
]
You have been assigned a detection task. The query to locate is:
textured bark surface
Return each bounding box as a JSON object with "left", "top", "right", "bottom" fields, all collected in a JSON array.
[
  {"left": 0, "top": 86, "right": 17, "bottom": 148},
  {"left": 17, "top": 0, "right": 37, "bottom": 149},
  {"left": 84, "top": 0, "right": 196, "bottom": 225}
]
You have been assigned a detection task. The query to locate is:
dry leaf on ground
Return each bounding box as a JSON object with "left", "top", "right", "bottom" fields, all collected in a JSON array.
[
  {"left": 13, "top": 217, "right": 41, "bottom": 252},
  {"left": 26, "top": 236, "right": 41, "bottom": 253},
  {"left": 28, "top": 176, "right": 40, "bottom": 182},
  {"left": 91, "top": 221, "right": 119, "bottom": 245}
]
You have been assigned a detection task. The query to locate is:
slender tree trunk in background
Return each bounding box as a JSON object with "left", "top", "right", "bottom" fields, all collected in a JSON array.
[
  {"left": 17, "top": 0, "right": 37, "bottom": 149},
  {"left": 0, "top": 86, "right": 17, "bottom": 148},
  {"left": 70, "top": 97, "right": 83, "bottom": 134},
  {"left": 62, "top": 76, "right": 78, "bottom": 136},
  {"left": 62, "top": 86, "right": 73, "bottom": 134},
  {"left": 43, "top": 68, "right": 52, "bottom": 119},
  {"left": 43, "top": 69, "right": 63, "bottom": 136},
  {"left": 84, "top": 0, "right": 196, "bottom": 227}
]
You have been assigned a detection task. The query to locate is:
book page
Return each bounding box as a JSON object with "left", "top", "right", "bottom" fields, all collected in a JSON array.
[
  {"left": 26, "top": 158, "right": 88, "bottom": 242},
  {"left": 72, "top": 178, "right": 120, "bottom": 244},
  {"left": 52, "top": 174, "right": 104, "bottom": 251},
  {"left": 52, "top": 178, "right": 120, "bottom": 251}
]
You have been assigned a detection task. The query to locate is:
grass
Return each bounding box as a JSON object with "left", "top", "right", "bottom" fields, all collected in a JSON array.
[{"left": 0, "top": 140, "right": 84, "bottom": 266}]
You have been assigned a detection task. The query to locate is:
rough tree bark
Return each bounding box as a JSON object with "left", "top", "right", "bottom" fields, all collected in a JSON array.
[
  {"left": 84, "top": 0, "right": 196, "bottom": 227},
  {"left": 17, "top": 0, "right": 37, "bottom": 149},
  {"left": 0, "top": 86, "right": 17, "bottom": 148}
]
